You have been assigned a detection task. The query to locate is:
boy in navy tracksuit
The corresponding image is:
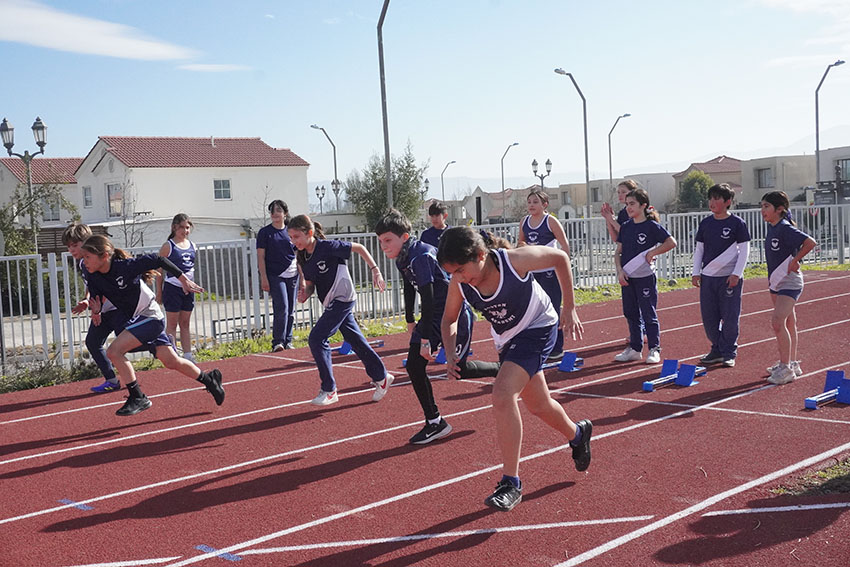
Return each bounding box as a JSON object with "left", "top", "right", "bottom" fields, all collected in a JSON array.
[
  {"left": 692, "top": 183, "right": 751, "bottom": 367},
  {"left": 375, "top": 209, "right": 499, "bottom": 445}
]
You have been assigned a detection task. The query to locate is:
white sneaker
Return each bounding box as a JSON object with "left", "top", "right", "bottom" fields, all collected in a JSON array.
[
  {"left": 767, "top": 364, "right": 796, "bottom": 385},
  {"left": 791, "top": 361, "right": 802, "bottom": 377},
  {"left": 614, "top": 347, "right": 642, "bottom": 362},
  {"left": 766, "top": 361, "right": 781, "bottom": 375},
  {"left": 372, "top": 374, "right": 394, "bottom": 402},
  {"left": 311, "top": 390, "right": 338, "bottom": 406},
  {"left": 183, "top": 352, "right": 196, "bottom": 363},
  {"left": 645, "top": 347, "right": 661, "bottom": 364}
]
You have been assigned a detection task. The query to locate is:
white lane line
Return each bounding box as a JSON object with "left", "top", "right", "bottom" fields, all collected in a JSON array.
[
  {"left": 239, "top": 515, "right": 656, "bottom": 554},
  {"left": 553, "top": 440, "right": 850, "bottom": 567},
  {"left": 60, "top": 557, "right": 183, "bottom": 567},
  {"left": 703, "top": 502, "right": 850, "bottom": 516}
]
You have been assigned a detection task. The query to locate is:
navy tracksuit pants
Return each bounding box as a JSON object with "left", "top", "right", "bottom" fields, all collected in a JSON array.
[{"left": 699, "top": 275, "right": 743, "bottom": 359}]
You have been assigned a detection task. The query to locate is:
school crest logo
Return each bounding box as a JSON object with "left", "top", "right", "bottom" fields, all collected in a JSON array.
[
  {"left": 486, "top": 303, "right": 515, "bottom": 326},
  {"left": 721, "top": 228, "right": 732, "bottom": 239},
  {"left": 726, "top": 287, "right": 735, "bottom": 297},
  {"left": 182, "top": 252, "right": 193, "bottom": 264},
  {"left": 317, "top": 260, "right": 328, "bottom": 274},
  {"left": 116, "top": 276, "right": 126, "bottom": 289},
  {"left": 770, "top": 238, "right": 780, "bottom": 251},
  {"left": 642, "top": 288, "right": 651, "bottom": 297},
  {"left": 527, "top": 231, "right": 539, "bottom": 243},
  {"left": 637, "top": 233, "right": 647, "bottom": 245}
]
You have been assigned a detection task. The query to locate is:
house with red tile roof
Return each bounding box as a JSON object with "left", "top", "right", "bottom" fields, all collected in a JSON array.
[
  {"left": 0, "top": 156, "right": 84, "bottom": 225},
  {"left": 73, "top": 136, "right": 309, "bottom": 245},
  {"left": 672, "top": 155, "right": 742, "bottom": 203}
]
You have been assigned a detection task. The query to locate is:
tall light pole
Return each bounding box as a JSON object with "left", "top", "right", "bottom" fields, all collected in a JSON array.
[
  {"left": 377, "top": 0, "right": 393, "bottom": 207},
  {"left": 310, "top": 124, "right": 340, "bottom": 210},
  {"left": 0, "top": 117, "right": 47, "bottom": 251},
  {"left": 315, "top": 185, "right": 326, "bottom": 214},
  {"left": 608, "top": 113, "right": 631, "bottom": 193},
  {"left": 554, "top": 68, "right": 590, "bottom": 218},
  {"left": 440, "top": 160, "right": 456, "bottom": 202},
  {"left": 815, "top": 59, "right": 845, "bottom": 182},
  {"left": 421, "top": 178, "right": 430, "bottom": 200},
  {"left": 532, "top": 158, "right": 552, "bottom": 189},
  {"left": 501, "top": 142, "right": 519, "bottom": 223}
]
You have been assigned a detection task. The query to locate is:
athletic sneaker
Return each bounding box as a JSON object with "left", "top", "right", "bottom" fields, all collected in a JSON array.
[
  {"left": 311, "top": 389, "right": 338, "bottom": 406},
  {"left": 766, "top": 361, "right": 782, "bottom": 374},
  {"left": 183, "top": 352, "right": 196, "bottom": 363},
  {"left": 409, "top": 419, "right": 453, "bottom": 445},
  {"left": 372, "top": 374, "right": 394, "bottom": 402},
  {"left": 767, "top": 364, "right": 796, "bottom": 385},
  {"left": 722, "top": 358, "right": 736, "bottom": 368},
  {"left": 91, "top": 380, "right": 121, "bottom": 393},
  {"left": 792, "top": 361, "right": 803, "bottom": 377},
  {"left": 645, "top": 347, "right": 662, "bottom": 364},
  {"left": 547, "top": 350, "right": 564, "bottom": 362},
  {"left": 571, "top": 419, "right": 593, "bottom": 472},
  {"left": 614, "top": 347, "right": 642, "bottom": 362},
  {"left": 484, "top": 479, "right": 522, "bottom": 511},
  {"left": 699, "top": 352, "right": 724, "bottom": 364},
  {"left": 199, "top": 369, "right": 225, "bottom": 405},
  {"left": 272, "top": 344, "right": 285, "bottom": 353},
  {"left": 116, "top": 394, "right": 152, "bottom": 416}
]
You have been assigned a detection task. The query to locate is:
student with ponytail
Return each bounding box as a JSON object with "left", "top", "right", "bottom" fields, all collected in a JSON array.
[
  {"left": 157, "top": 213, "right": 198, "bottom": 361},
  {"left": 257, "top": 200, "right": 298, "bottom": 352},
  {"left": 761, "top": 191, "right": 817, "bottom": 385},
  {"left": 288, "top": 214, "right": 393, "bottom": 406}
]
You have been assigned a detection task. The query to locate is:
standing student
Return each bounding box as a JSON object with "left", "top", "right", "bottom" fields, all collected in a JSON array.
[
  {"left": 761, "top": 191, "right": 817, "bottom": 385},
  {"left": 257, "top": 200, "right": 298, "bottom": 352},
  {"left": 517, "top": 189, "right": 571, "bottom": 361},
  {"left": 288, "top": 215, "right": 393, "bottom": 406},
  {"left": 375, "top": 210, "right": 500, "bottom": 445},
  {"left": 601, "top": 179, "right": 637, "bottom": 242},
  {"left": 692, "top": 184, "right": 751, "bottom": 368},
  {"left": 63, "top": 224, "right": 126, "bottom": 393},
  {"left": 438, "top": 227, "right": 591, "bottom": 512},
  {"left": 614, "top": 189, "right": 677, "bottom": 364},
  {"left": 420, "top": 201, "right": 450, "bottom": 248},
  {"left": 81, "top": 235, "right": 225, "bottom": 416},
  {"left": 156, "top": 213, "right": 198, "bottom": 362}
]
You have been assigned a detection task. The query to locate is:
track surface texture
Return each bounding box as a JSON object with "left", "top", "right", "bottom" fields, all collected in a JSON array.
[{"left": 2, "top": 272, "right": 849, "bottom": 567}]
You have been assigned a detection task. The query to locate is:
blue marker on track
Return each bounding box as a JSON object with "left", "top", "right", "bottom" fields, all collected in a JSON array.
[
  {"left": 196, "top": 545, "right": 242, "bottom": 561},
  {"left": 58, "top": 499, "right": 93, "bottom": 510}
]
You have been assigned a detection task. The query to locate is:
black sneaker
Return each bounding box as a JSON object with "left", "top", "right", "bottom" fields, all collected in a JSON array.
[
  {"left": 571, "top": 419, "right": 593, "bottom": 472},
  {"left": 200, "top": 369, "right": 225, "bottom": 405},
  {"left": 409, "top": 419, "right": 453, "bottom": 445},
  {"left": 484, "top": 479, "right": 522, "bottom": 511},
  {"left": 699, "top": 352, "right": 724, "bottom": 364},
  {"left": 116, "top": 394, "right": 152, "bottom": 416}
]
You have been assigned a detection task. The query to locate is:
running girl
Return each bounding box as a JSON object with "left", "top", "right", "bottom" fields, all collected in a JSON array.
[
  {"left": 81, "top": 234, "right": 225, "bottom": 416},
  {"left": 761, "top": 191, "right": 817, "bottom": 385},
  {"left": 288, "top": 215, "right": 393, "bottom": 406},
  {"left": 438, "top": 226, "right": 591, "bottom": 512},
  {"left": 517, "top": 189, "right": 571, "bottom": 361},
  {"left": 614, "top": 188, "right": 677, "bottom": 364},
  {"left": 157, "top": 213, "right": 198, "bottom": 362}
]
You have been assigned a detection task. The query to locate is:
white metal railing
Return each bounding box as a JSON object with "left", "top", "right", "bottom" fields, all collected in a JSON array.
[{"left": 1, "top": 203, "right": 848, "bottom": 372}]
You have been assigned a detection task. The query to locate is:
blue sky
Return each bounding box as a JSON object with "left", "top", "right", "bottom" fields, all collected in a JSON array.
[{"left": 2, "top": 0, "right": 849, "bottom": 203}]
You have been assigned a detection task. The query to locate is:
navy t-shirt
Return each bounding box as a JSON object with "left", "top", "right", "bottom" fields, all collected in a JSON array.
[
  {"left": 420, "top": 225, "right": 448, "bottom": 248},
  {"left": 299, "top": 239, "right": 355, "bottom": 306},
  {"left": 86, "top": 254, "right": 181, "bottom": 320},
  {"left": 617, "top": 219, "right": 671, "bottom": 278},
  {"left": 695, "top": 215, "right": 750, "bottom": 277},
  {"left": 766, "top": 219, "right": 810, "bottom": 291},
  {"left": 396, "top": 239, "right": 448, "bottom": 336},
  {"left": 256, "top": 224, "right": 296, "bottom": 278}
]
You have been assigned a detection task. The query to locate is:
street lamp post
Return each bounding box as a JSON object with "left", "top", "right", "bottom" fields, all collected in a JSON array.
[
  {"left": 608, "top": 113, "right": 631, "bottom": 193},
  {"left": 422, "top": 178, "right": 430, "bottom": 200},
  {"left": 815, "top": 59, "right": 845, "bottom": 182},
  {"left": 440, "top": 160, "right": 456, "bottom": 202},
  {"left": 501, "top": 142, "right": 519, "bottom": 223},
  {"left": 0, "top": 117, "right": 47, "bottom": 251},
  {"left": 553, "top": 69, "right": 590, "bottom": 218},
  {"left": 532, "top": 158, "right": 552, "bottom": 189},
  {"left": 310, "top": 124, "right": 340, "bottom": 209},
  {"left": 315, "top": 185, "right": 326, "bottom": 214}
]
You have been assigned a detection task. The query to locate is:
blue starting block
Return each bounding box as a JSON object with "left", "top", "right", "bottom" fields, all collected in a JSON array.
[
  {"left": 804, "top": 370, "right": 850, "bottom": 410},
  {"left": 331, "top": 339, "right": 384, "bottom": 355},
  {"left": 541, "top": 351, "right": 585, "bottom": 372},
  {"left": 642, "top": 359, "right": 706, "bottom": 392}
]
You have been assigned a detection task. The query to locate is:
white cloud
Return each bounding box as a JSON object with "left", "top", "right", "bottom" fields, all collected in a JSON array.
[
  {"left": 178, "top": 64, "right": 252, "bottom": 72},
  {"left": 323, "top": 17, "right": 341, "bottom": 25},
  {"left": 264, "top": 14, "right": 275, "bottom": 19},
  {"left": 0, "top": 0, "right": 197, "bottom": 60}
]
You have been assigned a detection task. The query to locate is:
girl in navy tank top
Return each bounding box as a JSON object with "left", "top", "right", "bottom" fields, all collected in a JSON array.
[
  {"left": 156, "top": 213, "right": 198, "bottom": 362},
  {"left": 438, "top": 227, "right": 592, "bottom": 512}
]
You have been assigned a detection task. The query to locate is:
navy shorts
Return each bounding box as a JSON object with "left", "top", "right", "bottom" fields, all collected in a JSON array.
[
  {"left": 499, "top": 324, "right": 557, "bottom": 378},
  {"left": 163, "top": 282, "right": 195, "bottom": 312},
  {"left": 770, "top": 288, "right": 803, "bottom": 301},
  {"left": 125, "top": 316, "right": 173, "bottom": 349}
]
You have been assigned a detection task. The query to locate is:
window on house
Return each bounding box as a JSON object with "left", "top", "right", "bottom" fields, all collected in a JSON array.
[
  {"left": 839, "top": 159, "right": 850, "bottom": 181},
  {"left": 561, "top": 191, "right": 571, "bottom": 205},
  {"left": 757, "top": 168, "right": 774, "bottom": 188},
  {"left": 214, "top": 179, "right": 231, "bottom": 200},
  {"left": 83, "top": 186, "right": 92, "bottom": 208},
  {"left": 107, "top": 183, "right": 123, "bottom": 217},
  {"left": 41, "top": 197, "right": 60, "bottom": 221},
  {"left": 591, "top": 187, "right": 600, "bottom": 202}
]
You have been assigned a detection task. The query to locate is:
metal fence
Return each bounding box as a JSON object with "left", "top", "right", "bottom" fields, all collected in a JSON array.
[{"left": 1, "top": 204, "right": 848, "bottom": 372}]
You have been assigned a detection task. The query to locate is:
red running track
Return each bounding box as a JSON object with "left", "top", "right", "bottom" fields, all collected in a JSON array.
[{"left": 1, "top": 272, "right": 849, "bottom": 566}]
